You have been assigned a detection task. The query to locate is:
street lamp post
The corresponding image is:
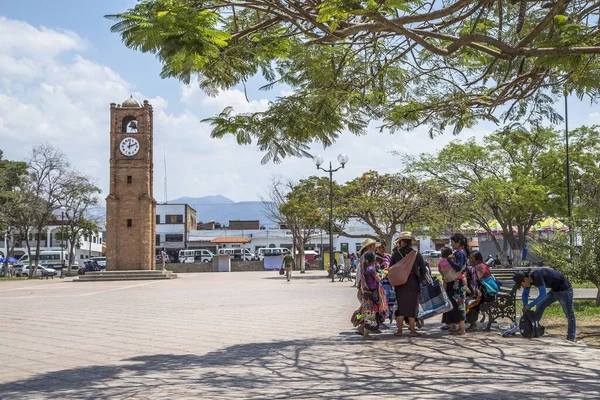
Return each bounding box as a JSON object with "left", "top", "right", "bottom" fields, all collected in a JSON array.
[
  {"left": 60, "top": 206, "right": 66, "bottom": 277},
  {"left": 314, "top": 154, "right": 349, "bottom": 282},
  {"left": 564, "top": 94, "right": 574, "bottom": 248}
]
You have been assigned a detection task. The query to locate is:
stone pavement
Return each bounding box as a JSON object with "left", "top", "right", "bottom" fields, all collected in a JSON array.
[{"left": 0, "top": 271, "right": 599, "bottom": 399}]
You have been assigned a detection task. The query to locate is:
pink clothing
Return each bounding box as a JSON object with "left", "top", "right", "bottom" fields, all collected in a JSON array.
[{"left": 438, "top": 257, "right": 451, "bottom": 271}]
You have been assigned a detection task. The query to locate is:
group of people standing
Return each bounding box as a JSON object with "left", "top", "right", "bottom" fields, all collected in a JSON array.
[{"left": 352, "top": 232, "right": 500, "bottom": 340}]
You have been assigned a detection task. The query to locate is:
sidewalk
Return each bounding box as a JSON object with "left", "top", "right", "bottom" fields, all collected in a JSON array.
[{"left": 0, "top": 271, "right": 598, "bottom": 399}]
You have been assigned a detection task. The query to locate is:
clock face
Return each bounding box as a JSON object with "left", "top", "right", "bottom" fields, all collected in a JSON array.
[{"left": 119, "top": 137, "right": 140, "bottom": 157}]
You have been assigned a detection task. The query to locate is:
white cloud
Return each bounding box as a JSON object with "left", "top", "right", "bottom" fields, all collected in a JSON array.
[{"left": 0, "top": 17, "right": 85, "bottom": 58}]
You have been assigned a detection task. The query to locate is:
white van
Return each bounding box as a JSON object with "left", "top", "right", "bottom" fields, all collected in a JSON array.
[
  {"left": 257, "top": 247, "right": 291, "bottom": 261},
  {"left": 178, "top": 249, "right": 214, "bottom": 263},
  {"left": 18, "top": 251, "right": 74, "bottom": 267},
  {"left": 218, "top": 248, "right": 257, "bottom": 261},
  {"left": 18, "top": 251, "right": 79, "bottom": 274}
]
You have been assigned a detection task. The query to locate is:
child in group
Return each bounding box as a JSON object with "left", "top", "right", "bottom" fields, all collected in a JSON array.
[{"left": 438, "top": 247, "right": 470, "bottom": 293}]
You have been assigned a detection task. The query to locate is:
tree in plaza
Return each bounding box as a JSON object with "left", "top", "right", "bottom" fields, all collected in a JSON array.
[
  {"left": 262, "top": 176, "right": 326, "bottom": 272},
  {"left": 280, "top": 177, "right": 328, "bottom": 272},
  {"left": 107, "top": 1, "right": 600, "bottom": 162},
  {"left": 57, "top": 173, "right": 101, "bottom": 276},
  {"left": 0, "top": 150, "right": 28, "bottom": 273},
  {"left": 532, "top": 223, "right": 600, "bottom": 306},
  {"left": 532, "top": 126, "right": 600, "bottom": 305},
  {"left": 407, "top": 125, "right": 569, "bottom": 264},
  {"left": 333, "top": 171, "right": 451, "bottom": 253},
  {"left": 24, "top": 144, "right": 69, "bottom": 277}
]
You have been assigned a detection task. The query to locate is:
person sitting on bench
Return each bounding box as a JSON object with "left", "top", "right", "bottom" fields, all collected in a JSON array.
[{"left": 513, "top": 269, "right": 576, "bottom": 341}]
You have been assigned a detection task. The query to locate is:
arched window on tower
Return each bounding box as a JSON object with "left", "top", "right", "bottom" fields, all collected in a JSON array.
[{"left": 122, "top": 116, "right": 138, "bottom": 133}]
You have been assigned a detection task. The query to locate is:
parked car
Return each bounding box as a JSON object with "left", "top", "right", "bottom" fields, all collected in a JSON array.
[
  {"left": 17, "top": 251, "right": 75, "bottom": 270},
  {"left": 178, "top": 249, "right": 214, "bottom": 263},
  {"left": 218, "top": 248, "right": 257, "bottom": 261},
  {"left": 20, "top": 265, "right": 57, "bottom": 278},
  {"left": 257, "top": 247, "right": 291, "bottom": 261},
  {"left": 90, "top": 257, "right": 106, "bottom": 268},
  {"left": 421, "top": 250, "right": 441, "bottom": 258}
]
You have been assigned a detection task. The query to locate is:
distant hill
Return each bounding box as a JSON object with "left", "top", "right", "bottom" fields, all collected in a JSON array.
[
  {"left": 168, "top": 196, "right": 275, "bottom": 227},
  {"left": 170, "top": 195, "right": 235, "bottom": 205}
]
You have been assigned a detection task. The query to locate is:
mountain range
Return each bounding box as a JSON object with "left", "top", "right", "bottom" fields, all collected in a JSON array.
[{"left": 168, "top": 195, "right": 275, "bottom": 227}]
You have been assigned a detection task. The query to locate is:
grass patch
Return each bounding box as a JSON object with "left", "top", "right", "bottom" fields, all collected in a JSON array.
[
  {"left": 516, "top": 299, "right": 599, "bottom": 317},
  {"left": 0, "top": 277, "right": 28, "bottom": 281},
  {"left": 542, "top": 300, "right": 599, "bottom": 317},
  {"left": 571, "top": 281, "right": 597, "bottom": 289}
]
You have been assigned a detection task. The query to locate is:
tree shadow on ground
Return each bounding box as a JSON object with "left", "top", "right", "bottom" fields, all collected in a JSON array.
[{"left": 1, "top": 332, "right": 599, "bottom": 400}]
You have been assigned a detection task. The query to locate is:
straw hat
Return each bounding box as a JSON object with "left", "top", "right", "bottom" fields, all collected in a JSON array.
[
  {"left": 394, "top": 231, "right": 419, "bottom": 246},
  {"left": 359, "top": 238, "right": 380, "bottom": 254}
]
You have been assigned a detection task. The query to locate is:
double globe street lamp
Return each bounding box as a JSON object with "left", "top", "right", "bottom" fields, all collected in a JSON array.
[{"left": 314, "top": 154, "right": 349, "bottom": 282}]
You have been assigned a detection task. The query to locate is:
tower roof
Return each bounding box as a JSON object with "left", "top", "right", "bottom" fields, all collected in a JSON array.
[{"left": 122, "top": 95, "right": 142, "bottom": 108}]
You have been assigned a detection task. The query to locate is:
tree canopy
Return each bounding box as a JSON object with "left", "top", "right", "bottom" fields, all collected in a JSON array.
[
  {"left": 108, "top": 0, "right": 600, "bottom": 162},
  {"left": 407, "top": 124, "right": 600, "bottom": 263},
  {"left": 281, "top": 171, "right": 450, "bottom": 252}
]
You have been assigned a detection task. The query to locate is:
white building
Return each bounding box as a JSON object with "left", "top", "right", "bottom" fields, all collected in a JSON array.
[
  {"left": 1, "top": 224, "right": 104, "bottom": 262},
  {"left": 185, "top": 218, "right": 444, "bottom": 255},
  {"left": 155, "top": 203, "right": 197, "bottom": 258}
]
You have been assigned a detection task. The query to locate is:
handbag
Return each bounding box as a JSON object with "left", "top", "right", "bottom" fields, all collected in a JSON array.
[
  {"left": 279, "top": 267, "right": 285, "bottom": 276},
  {"left": 439, "top": 266, "right": 464, "bottom": 283},
  {"left": 387, "top": 250, "right": 417, "bottom": 286},
  {"left": 417, "top": 276, "right": 453, "bottom": 320}
]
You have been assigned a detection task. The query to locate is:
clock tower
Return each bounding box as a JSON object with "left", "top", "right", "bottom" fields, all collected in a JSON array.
[{"left": 106, "top": 96, "right": 156, "bottom": 271}]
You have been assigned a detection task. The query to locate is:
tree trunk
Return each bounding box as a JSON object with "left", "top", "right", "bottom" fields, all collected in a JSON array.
[
  {"left": 512, "top": 248, "right": 523, "bottom": 266},
  {"left": 500, "top": 239, "right": 509, "bottom": 266},
  {"left": 32, "top": 225, "right": 44, "bottom": 278},
  {"left": 24, "top": 230, "right": 33, "bottom": 279},
  {"left": 595, "top": 283, "right": 600, "bottom": 307},
  {"left": 66, "top": 236, "right": 76, "bottom": 277},
  {"left": 382, "top": 233, "right": 395, "bottom": 253},
  {"left": 489, "top": 234, "right": 503, "bottom": 257}
]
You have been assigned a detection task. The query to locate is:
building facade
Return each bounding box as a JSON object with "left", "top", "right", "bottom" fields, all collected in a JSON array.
[
  {"left": 105, "top": 97, "right": 156, "bottom": 271},
  {"left": 0, "top": 225, "right": 103, "bottom": 262},
  {"left": 156, "top": 203, "right": 197, "bottom": 260}
]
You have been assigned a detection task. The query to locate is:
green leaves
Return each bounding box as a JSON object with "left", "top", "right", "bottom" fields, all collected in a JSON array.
[{"left": 108, "top": 1, "right": 600, "bottom": 163}]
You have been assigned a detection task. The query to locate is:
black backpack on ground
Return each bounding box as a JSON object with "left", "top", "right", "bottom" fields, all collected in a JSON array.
[{"left": 519, "top": 310, "right": 545, "bottom": 338}]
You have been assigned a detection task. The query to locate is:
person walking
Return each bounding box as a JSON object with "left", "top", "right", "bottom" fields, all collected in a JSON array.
[
  {"left": 160, "top": 248, "right": 168, "bottom": 271},
  {"left": 355, "top": 238, "right": 379, "bottom": 291},
  {"left": 281, "top": 252, "right": 295, "bottom": 282},
  {"left": 355, "top": 252, "right": 383, "bottom": 340},
  {"left": 376, "top": 241, "right": 395, "bottom": 323},
  {"left": 390, "top": 232, "right": 427, "bottom": 337},
  {"left": 513, "top": 268, "right": 576, "bottom": 341}
]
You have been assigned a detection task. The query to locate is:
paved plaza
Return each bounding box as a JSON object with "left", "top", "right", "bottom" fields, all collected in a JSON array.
[{"left": 0, "top": 271, "right": 599, "bottom": 399}]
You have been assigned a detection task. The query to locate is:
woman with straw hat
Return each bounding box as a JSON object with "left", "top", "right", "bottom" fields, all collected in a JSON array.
[
  {"left": 390, "top": 232, "right": 427, "bottom": 337},
  {"left": 355, "top": 238, "right": 379, "bottom": 291}
]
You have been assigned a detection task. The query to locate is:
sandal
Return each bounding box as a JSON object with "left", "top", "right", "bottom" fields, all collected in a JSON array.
[
  {"left": 394, "top": 331, "right": 403, "bottom": 337},
  {"left": 449, "top": 329, "right": 466, "bottom": 335},
  {"left": 409, "top": 332, "right": 421, "bottom": 337},
  {"left": 440, "top": 325, "right": 450, "bottom": 331}
]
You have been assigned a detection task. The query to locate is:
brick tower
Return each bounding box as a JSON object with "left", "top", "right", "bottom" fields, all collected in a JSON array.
[{"left": 106, "top": 96, "right": 156, "bottom": 271}]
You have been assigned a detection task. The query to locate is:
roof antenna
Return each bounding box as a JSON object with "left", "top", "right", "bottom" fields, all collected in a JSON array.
[{"left": 163, "top": 144, "right": 168, "bottom": 204}]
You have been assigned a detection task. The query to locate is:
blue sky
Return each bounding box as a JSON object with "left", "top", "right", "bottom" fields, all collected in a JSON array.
[{"left": 1, "top": 1, "right": 599, "bottom": 202}]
